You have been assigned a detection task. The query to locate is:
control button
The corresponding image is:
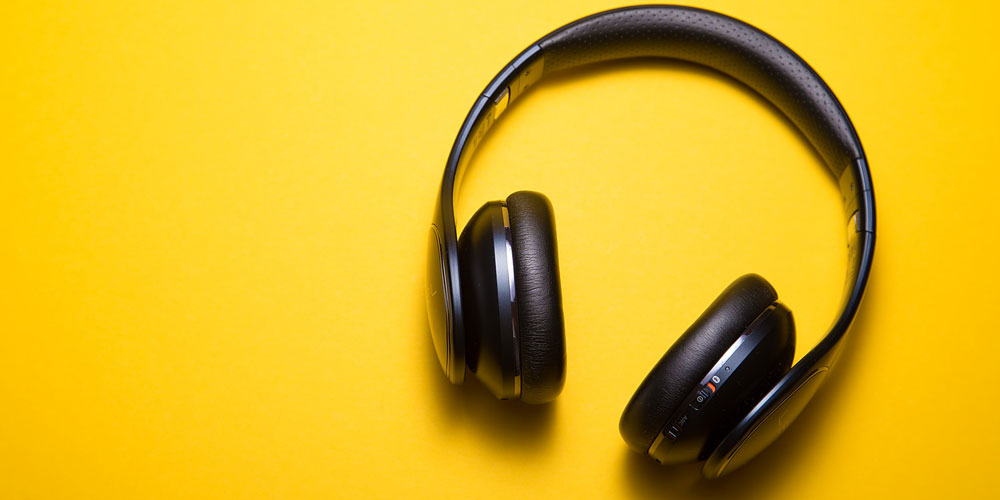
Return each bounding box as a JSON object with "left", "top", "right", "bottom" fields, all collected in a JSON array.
[{"left": 690, "top": 387, "right": 712, "bottom": 410}]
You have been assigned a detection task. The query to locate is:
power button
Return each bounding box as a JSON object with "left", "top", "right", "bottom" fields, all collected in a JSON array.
[{"left": 690, "top": 387, "right": 712, "bottom": 410}]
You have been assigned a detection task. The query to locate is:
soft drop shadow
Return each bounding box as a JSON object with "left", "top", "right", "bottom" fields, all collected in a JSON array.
[
  {"left": 618, "top": 264, "right": 882, "bottom": 498},
  {"left": 416, "top": 285, "right": 557, "bottom": 455}
]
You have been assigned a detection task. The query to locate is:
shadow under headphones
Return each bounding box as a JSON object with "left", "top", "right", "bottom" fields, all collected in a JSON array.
[{"left": 424, "top": 5, "right": 875, "bottom": 478}]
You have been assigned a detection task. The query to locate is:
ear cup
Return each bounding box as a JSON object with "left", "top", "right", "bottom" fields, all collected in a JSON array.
[
  {"left": 506, "top": 191, "right": 566, "bottom": 404},
  {"left": 619, "top": 274, "right": 778, "bottom": 452}
]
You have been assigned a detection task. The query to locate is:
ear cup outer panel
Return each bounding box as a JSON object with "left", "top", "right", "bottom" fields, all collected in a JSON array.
[
  {"left": 619, "top": 274, "right": 779, "bottom": 452},
  {"left": 506, "top": 191, "right": 566, "bottom": 404},
  {"left": 458, "top": 201, "right": 519, "bottom": 399}
]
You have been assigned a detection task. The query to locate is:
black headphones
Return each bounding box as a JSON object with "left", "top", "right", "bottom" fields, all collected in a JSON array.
[{"left": 424, "top": 5, "right": 875, "bottom": 478}]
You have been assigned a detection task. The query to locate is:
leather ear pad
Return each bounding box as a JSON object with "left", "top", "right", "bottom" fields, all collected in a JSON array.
[
  {"left": 619, "top": 274, "right": 778, "bottom": 452},
  {"left": 506, "top": 191, "right": 566, "bottom": 404}
]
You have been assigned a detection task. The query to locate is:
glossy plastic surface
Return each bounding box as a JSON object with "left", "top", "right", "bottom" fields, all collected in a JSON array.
[
  {"left": 705, "top": 368, "right": 830, "bottom": 475},
  {"left": 458, "top": 201, "right": 519, "bottom": 399},
  {"left": 428, "top": 201, "right": 464, "bottom": 384},
  {"left": 425, "top": 225, "right": 452, "bottom": 378}
]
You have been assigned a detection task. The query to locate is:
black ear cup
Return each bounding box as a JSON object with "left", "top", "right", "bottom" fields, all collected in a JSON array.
[
  {"left": 506, "top": 191, "right": 566, "bottom": 404},
  {"left": 619, "top": 275, "right": 795, "bottom": 461},
  {"left": 457, "top": 191, "right": 566, "bottom": 403}
]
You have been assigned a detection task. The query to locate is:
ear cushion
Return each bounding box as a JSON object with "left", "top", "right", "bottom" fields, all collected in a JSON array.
[
  {"left": 619, "top": 274, "right": 778, "bottom": 452},
  {"left": 506, "top": 191, "right": 566, "bottom": 404}
]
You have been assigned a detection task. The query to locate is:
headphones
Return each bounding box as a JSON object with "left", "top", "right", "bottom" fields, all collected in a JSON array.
[{"left": 424, "top": 5, "right": 875, "bottom": 478}]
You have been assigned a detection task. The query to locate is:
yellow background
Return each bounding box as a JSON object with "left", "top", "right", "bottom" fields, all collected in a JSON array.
[{"left": 3, "top": 1, "right": 998, "bottom": 498}]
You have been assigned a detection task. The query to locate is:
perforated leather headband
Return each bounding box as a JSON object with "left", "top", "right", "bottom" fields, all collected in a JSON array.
[{"left": 431, "top": 6, "right": 875, "bottom": 421}]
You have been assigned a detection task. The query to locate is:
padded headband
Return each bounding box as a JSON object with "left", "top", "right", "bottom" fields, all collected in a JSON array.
[{"left": 433, "top": 4, "right": 874, "bottom": 388}]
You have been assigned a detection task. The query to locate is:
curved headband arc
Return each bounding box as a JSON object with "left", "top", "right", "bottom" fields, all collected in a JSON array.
[{"left": 432, "top": 5, "right": 875, "bottom": 430}]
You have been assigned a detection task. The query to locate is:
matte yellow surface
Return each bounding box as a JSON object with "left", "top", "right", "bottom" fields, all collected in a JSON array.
[{"left": 2, "top": 1, "right": 998, "bottom": 498}]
